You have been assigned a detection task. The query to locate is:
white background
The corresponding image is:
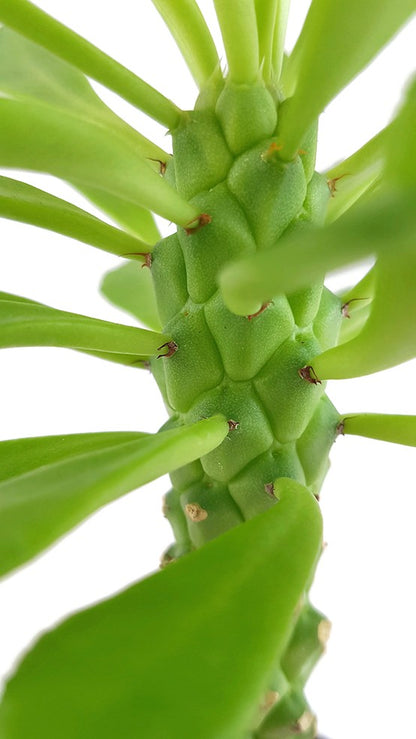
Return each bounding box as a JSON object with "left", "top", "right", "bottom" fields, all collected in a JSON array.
[{"left": 0, "top": 2, "right": 415, "bottom": 737}]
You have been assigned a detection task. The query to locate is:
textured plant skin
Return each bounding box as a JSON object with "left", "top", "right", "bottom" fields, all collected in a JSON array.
[
  {"left": 147, "top": 85, "right": 342, "bottom": 732},
  {"left": 152, "top": 97, "right": 342, "bottom": 555}
]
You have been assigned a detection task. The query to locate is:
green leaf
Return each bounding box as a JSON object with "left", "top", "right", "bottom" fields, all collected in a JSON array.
[
  {"left": 278, "top": 0, "right": 416, "bottom": 159},
  {"left": 0, "top": 0, "right": 182, "bottom": 129},
  {"left": 74, "top": 185, "right": 160, "bottom": 243},
  {"left": 0, "top": 417, "right": 229, "bottom": 577},
  {"left": 0, "top": 175, "right": 152, "bottom": 258},
  {"left": 341, "top": 413, "right": 416, "bottom": 447},
  {"left": 0, "top": 292, "right": 167, "bottom": 365},
  {"left": 0, "top": 479, "right": 322, "bottom": 739},
  {"left": 213, "top": 0, "right": 260, "bottom": 83},
  {"left": 0, "top": 26, "right": 168, "bottom": 162},
  {"left": 219, "top": 190, "right": 416, "bottom": 316},
  {"left": 324, "top": 128, "right": 387, "bottom": 223},
  {"left": 0, "top": 96, "right": 199, "bottom": 227},
  {"left": 255, "top": 0, "right": 290, "bottom": 83},
  {"left": 383, "top": 76, "right": 416, "bottom": 189},
  {"left": 255, "top": 0, "right": 279, "bottom": 80},
  {"left": 151, "top": 0, "right": 220, "bottom": 89},
  {"left": 100, "top": 261, "right": 162, "bottom": 332},
  {"left": 313, "top": 246, "right": 416, "bottom": 378}
]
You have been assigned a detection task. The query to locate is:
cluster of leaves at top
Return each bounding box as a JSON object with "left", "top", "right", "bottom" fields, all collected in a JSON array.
[{"left": 0, "top": 0, "right": 415, "bottom": 737}]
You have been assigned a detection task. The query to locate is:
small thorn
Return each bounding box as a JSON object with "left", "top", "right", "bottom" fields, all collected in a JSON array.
[
  {"left": 157, "top": 340, "right": 178, "bottom": 359},
  {"left": 246, "top": 301, "right": 272, "bottom": 320},
  {"left": 327, "top": 173, "right": 349, "bottom": 197},
  {"left": 185, "top": 503, "right": 208, "bottom": 522},
  {"left": 185, "top": 212, "right": 211, "bottom": 235},
  {"left": 147, "top": 157, "right": 167, "bottom": 175},
  {"left": 336, "top": 420, "right": 345, "bottom": 437},
  {"left": 122, "top": 251, "right": 152, "bottom": 268},
  {"left": 227, "top": 419, "right": 239, "bottom": 431},
  {"left": 297, "top": 148, "right": 307, "bottom": 156},
  {"left": 261, "top": 141, "right": 283, "bottom": 164},
  {"left": 264, "top": 482, "right": 275, "bottom": 499},
  {"left": 341, "top": 297, "right": 370, "bottom": 318},
  {"left": 317, "top": 619, "right": 332, "bottom": 648},
  {"left": 298, "top": 365, "right": 322, "bottom": 385},
  {"left": 160, "top": 551, "right": 176, "bottom": 568},
  {"left": 341, "top": 301, "right": 351, "bottom": 318}
]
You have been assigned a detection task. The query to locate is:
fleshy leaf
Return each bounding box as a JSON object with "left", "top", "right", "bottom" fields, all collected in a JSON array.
[
  {"left": 0, "top": 417, "right": 228, "bottom": 577},
  {"left": 0, "top": 292, "right": 167, "bottom": 365},
  {"left": 0, "top": 0, "right": 182, "bottom": 129},
  {"left": 0, "top": 175, "right": 152, "bottom": 258},
  {"left": 341, "top": 413, "right": 416, "bottom": 447},
  {"left": 76, "top": 185, "right": 160, "bottom": 243},
  {"left": 278, "top": 0, "right": 416, "bottom": 159},
  {"left": 219, "top": 190, "right": 416, "bottom": 316},
  {"left": 0, "top": 479, "right": 322, "bottom": 739},
  {"left": 0, "top": 26, "right": 168, "bottom": 162},
  {"left": 0, "top": 97, "right": 199, "bottom": 227},
  {"left": 100, "top": 261, "right": 162, "bottom": 332},
  {"left": 213, "top": 0, "right": 260, "bottom": 83},
  {"left": 151, "top": 0, "right": 220, "bottom": 88},
  {"left": 312, "top": 246, "right": 416, "bottom": 378},
  {"left": 324, "top": 128, "right": 387, "bottom": 223}
]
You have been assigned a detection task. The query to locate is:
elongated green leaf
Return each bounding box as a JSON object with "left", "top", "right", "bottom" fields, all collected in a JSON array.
[
  {"left": 324, "top": 128, "right": 388, "bottom": 223},
  {"left": 0, "top": 97, "right": 199, "bottom": 227},
  {"left": 0, "top": 417, "right": 228, "bottom": 577},
  {"left": 255, "top": 0, "right": 279, "bottom": 80},
  {"left": 0, "top": 26, "right": 168, "bottom": 163},
  {"left": 213, "top": 0, "right": 260, "bottom": 83},
  {"left": 0, "top": 0, "right": 182, "bottom": 129},
  {"left": 219, "top": 190, "right": 416, "bottom": 315},
  {"left": 341, "top": 413, "right": 416, "bottom": 447},
  {"left": 76, "top": 185, "right": 160, "bottom": 242},
  {"left": 312, "top": 246, "right": 416, "bottom": 378},
  {"left": 0, "top": 479, "right": 322, "bottom": 739},
  {"left": 151, "top": 0, "right": 220, "bottom": 88},
  {"left": 278, "top": 0, "right": 416, "bottom": 159},
  {"left": 101, "top": 262, "right": 162, "bottom": 332},
  {"left": 0, "top": 292, "right": 167, "bottom": 365},
  {"left": 0, "top": 175, "right": 151, "bottom": 258},
  {"left": 271, "top": 0, "right": 290, "bottom": 82}
]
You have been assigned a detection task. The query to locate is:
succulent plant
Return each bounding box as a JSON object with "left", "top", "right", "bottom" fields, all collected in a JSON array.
[{"left": 0, "top": 1, "right": 415, "bottom": 737}]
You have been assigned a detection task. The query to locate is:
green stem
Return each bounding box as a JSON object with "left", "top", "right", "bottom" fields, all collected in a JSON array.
[
  {"left": 151, "top": 0, "right": 220, "bottom": 89},
  {"left": 0, "top": 0, "right": 182, "bottom": 129},
  {"left": 255, "top": 0, "right": 279, "bottom": 82},
  {"left": 213, "top": 0, "right": 260, "bottom": 84}
]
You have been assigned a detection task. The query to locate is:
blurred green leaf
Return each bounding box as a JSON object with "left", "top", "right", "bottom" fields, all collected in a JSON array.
[
  {"left": 74, "top": 185, "right": 160, "bottom": 243},
  {"left": 219, "top": 190, "right": 416, "bottom": 315},
  {"left": 324, "top": 129, "right": 387, "bottom": 223},
  {"left": 0, "top": 175, "right": 151, "bottom": 258},
  {"left": 341, "top": 413, "right": 416, "bottom": 446},
  {"left": 0, "top": 416, "right": 228, "bottom": 577},
  {"left": 151, "top": 0, "right": 220, "bottom": 88},
  {"left": 279, "top": 0, "right": 415, "bottom": 158},
  {"left": 0, "top": 479, "right": 322, "bottom": 739},
  {"left": 313, "top": 246, "right": 416, "bottom": 378},
  {"left": 0, "top": 292, "right": 167, "bottom": 365},
  {"left": 0, "top": 0, "right": 182, "bottom": 128},
  {"left": 0, "top": 96, "right": 198, "bottom": 227},
  {"left": 0, "top": 26, "right": 168, "bottom": 162},
  {"left": 101, "top": 261, "right": 162, "bottom": 332}
]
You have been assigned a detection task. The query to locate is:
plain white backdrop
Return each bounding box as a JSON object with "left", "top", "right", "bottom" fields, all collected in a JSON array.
[{"left": 0, "top": 2, "right": 415, "bottom": 737}]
